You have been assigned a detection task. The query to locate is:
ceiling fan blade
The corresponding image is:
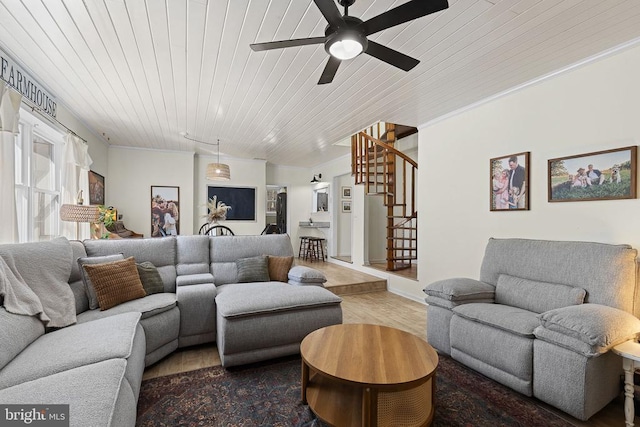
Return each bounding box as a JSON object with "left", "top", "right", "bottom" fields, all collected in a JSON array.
[
  {"left": 365, "top": 41, "right": 419, "bottom": 71},
  {"left": 313, "top": 0, "right": 345, "bottom": 29},
  {"left": 250, "top": 36, "right": 325, "bottom": 52},
  {"left": 318, "top": 56, "right": 341, "bottom": 85},
  {"left": 361, "top": 0, "right": 449, "bottom": 36}
]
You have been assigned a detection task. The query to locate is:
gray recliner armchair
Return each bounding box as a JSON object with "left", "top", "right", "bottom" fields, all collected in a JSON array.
[{"left": 423, "top": 238, "right": 640, "bottom": 420}]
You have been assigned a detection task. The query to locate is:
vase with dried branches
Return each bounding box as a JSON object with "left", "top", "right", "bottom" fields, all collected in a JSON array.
[{"left": 205, "top": 196, "right": 232, "bottom": 224}]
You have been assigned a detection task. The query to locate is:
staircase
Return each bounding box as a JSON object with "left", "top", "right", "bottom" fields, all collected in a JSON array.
[{"left": 351, "top": 122, "right": 418, "bottom": 272}]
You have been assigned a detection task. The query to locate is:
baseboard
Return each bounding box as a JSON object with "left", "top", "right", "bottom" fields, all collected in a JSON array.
[{"left": 388, "top": 287, "right": 426, "bottom": 304}]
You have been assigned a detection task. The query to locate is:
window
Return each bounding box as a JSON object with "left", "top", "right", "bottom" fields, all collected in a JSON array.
[{"left": 14, "top": 109, "right": 63, "bottom": 242}]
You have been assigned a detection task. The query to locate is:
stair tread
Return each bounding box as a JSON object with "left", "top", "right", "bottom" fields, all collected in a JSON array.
[{"left": 355, "top": 161, "right": 394, "bottom": 165}]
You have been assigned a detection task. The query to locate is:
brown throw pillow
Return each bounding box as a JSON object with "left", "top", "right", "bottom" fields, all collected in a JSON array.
[
  {"left": 82, "top": 257, "right": 146, "bottom": 311},
  {"left": 268, "top": 255, "right": 294, "bottom": 282}
]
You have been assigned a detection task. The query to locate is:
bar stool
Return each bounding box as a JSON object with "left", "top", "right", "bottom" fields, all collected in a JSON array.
[
  {"left": 307, "top": 237, "right": 326, "bottom": 262},
  {"left": 299, "top": 236, "right": 312, "bottom": 259}
]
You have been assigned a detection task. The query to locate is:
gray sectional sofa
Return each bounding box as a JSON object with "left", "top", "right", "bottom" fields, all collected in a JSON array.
[
  {"left": 424, "top": 238, "right": 640, "bottom": 421},
  {"left": 0, "top": 234, "right": 342, "bottom": 427}
]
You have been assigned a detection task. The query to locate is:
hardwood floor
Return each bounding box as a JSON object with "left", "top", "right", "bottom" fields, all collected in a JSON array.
[
  {"left": 142, "top": 291, "right": 424, "bottom": 381},
  {"left": 295, "top": 258, "right": 387, "bottom": 295},
  {"left": 141, "top": 260, "right": 632, "bottom": 427}
]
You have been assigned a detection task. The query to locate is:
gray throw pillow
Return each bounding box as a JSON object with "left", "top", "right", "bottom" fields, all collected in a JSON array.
[
  {"left": 424, "top": 278, "right": 495, "bottom": 301},
  {"left": 77, "top": 253, "right": 125, "bottom": 309},
  {"left": 235, "top": 255, "right": 270, "bottom": 283},
  {"left": 136, "top": 261, "right": 165, "bottom": 295},
  {"left": 287, "top": 265, "right": 326, "bottom": 283}
]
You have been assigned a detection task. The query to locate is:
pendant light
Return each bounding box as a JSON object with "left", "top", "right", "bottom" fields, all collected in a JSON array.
[
  {"left": 206, "top": 139, "right": 230, "bottom": 181},
  {"left": 180, "top": 133, "right": 231, "bottom": 180}
]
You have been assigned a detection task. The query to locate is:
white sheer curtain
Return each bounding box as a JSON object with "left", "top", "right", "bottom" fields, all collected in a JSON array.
[
  {"left": 60, "top": 133, "right": 93, "bottom": 240},
  {"left": 0, "top": 84, "right": 22, "bottom": 243}
]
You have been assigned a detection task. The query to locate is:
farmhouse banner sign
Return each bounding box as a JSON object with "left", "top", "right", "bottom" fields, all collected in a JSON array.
[{"left": 0, "top": 48, "right": 57, "bottom": 118}]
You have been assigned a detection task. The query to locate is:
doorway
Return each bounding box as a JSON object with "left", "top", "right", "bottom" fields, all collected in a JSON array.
[
  {"left": 266, "top": 185, "right": 287, "bottom": 234},
  {"left": 333, "top": 173, "right": 352, "bottom": 263}
]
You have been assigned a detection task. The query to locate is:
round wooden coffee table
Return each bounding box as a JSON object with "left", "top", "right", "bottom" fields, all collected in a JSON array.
[{"left": 301, "top": 323, "right": 439, "bottom": 427}]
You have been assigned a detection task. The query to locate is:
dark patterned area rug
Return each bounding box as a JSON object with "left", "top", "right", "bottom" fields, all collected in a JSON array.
[{"left": 136, "top": 354, "right": 574, "bottom": 427}]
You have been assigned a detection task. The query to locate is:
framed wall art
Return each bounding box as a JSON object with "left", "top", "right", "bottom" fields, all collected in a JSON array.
[
  {"left": 88, "top": 170, "right": 105, "bottom": 205},
  {"left": 151, "top": 186, "right": 180, "bottom": 237},
  {"left": 548, "top": 146, "right": 637, "bottom": 202},
  {"left": 490, "top": 152, "right": 530, "bottom": 211},
  {"left": 342, "top": 201, "right": 351, "bottom": 213},
  {"left": 207, "top": 186, "right": 256, "bottom": 221},
  {"left": 341, "top": 186, "right": 352, "bottom": 199}
]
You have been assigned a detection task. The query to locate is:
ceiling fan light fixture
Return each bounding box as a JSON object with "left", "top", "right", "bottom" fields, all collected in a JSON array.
[{"left": 326, "top": 31, "right": 367, "bottom": 60}]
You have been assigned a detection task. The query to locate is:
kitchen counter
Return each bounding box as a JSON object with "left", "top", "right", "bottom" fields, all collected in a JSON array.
[{"left": 299, "top": 221, "right": 330, "bottom": 228}]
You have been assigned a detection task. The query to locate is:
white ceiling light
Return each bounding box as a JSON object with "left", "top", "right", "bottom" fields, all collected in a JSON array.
[
  {"left": 329, "top": 38, "right": 362, "bottom": 60},
  {"left": 325, "top": 31, "right": 367, "bottom": 60}
]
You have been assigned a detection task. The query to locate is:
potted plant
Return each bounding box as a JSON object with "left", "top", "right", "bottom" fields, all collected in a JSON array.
[{"left": 96, "top": 205, "right": 116, "bottom": 239}]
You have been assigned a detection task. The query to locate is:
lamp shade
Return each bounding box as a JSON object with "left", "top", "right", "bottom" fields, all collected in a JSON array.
[
  {"left": 60, "top": 204, "right": 100, "bottom": 223},
  {"left": 206, "top": 163, "right": 231, "bottom": 180}
]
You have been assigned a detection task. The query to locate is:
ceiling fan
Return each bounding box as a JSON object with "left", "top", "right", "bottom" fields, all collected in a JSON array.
[{"left": 250, "top": 0, "right": 449, "bottom": 85}]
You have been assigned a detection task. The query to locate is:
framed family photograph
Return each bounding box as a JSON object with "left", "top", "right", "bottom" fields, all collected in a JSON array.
[
  {"left": 151, "top": 186, "right": 180, "bottom": 237},
  {"left": 548, "top": 146, "right": 637, "bottom": 202},
  {"left": 88, "top": 170, "right": 105, "bottom": 205},
  {"left": 490, "top": 152, "right": 530, "bottom": 211}
]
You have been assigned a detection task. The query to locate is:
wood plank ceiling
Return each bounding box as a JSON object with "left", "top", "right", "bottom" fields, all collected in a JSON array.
[{"left": 0, "top": 0, "right": 639, "bottom": 167}]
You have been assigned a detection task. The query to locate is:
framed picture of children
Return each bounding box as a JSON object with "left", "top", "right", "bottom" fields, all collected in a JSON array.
[
  {"left": 490, "top": 152, "right": 530, "bottom": 211},
  {"left": 151, "top": 186, "right": 180, "bottom": 237},
  {"left": 548, "top": 146, "right": 637, "bottom": 202}
]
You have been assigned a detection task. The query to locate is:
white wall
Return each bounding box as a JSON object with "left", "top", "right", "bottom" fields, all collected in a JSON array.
[
  {"left": 366, "top": 196, "right": 386, "bottom": 263},
  {"left": 108, "top": 147, "right": 195, "bottom": 237},
  {"left": 335, "top": 173, "right": 352, "bottom": 257},
  {"left": 417, "top": 42, "right": 640, "bottom": 301}
]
